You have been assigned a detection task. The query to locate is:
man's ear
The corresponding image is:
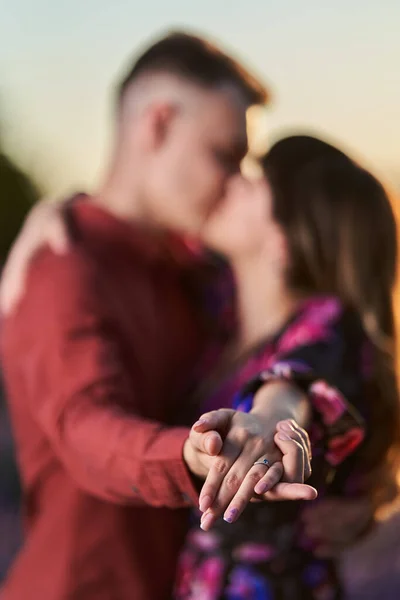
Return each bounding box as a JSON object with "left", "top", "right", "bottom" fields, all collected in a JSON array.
[{"left": 144, "top": 102, "right": 178, "bottom": 150}]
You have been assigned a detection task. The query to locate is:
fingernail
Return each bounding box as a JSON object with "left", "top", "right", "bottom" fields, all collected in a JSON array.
[
  {"left": 199, "top": 495, "right": 212, "bottom": 513},
  {"left": 200, "top": 513, "right": 214, "bottom": 531},
  {"left": 277, "top": 432, "right": 291, "bottom": 441},
  {"left": 223, "top": 508, "right": 238, "bottom": 524},
  {"left": 280, "top": 422, "right": 293, "bottom": 432},
  {"left": 193, "top": 419, "right": 207, "bottom": 428},
  {"left": 205, "top": 436, "right": 213, "bottom": 454},
  {"left": 255, "top": 481, "right": 269, "bottom": 495}
]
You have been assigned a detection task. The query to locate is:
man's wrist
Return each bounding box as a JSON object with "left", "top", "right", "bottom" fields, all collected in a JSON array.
[
  {"left": 183, "top": 436, "right": 208, "bottom": 486},
  {"left": 183, "top": 437, "right": 199, "bottom": 477}
]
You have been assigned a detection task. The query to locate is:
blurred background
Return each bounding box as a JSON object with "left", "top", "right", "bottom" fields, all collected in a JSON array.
[{"left": 0, "top": 0, "right": 399, "bottom": 597}]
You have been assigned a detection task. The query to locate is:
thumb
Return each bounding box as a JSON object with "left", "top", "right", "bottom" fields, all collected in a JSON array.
[
  {"left": 189, "top": 428, "right": 223, "bottom": 456},
  {"left": 192, "top": 409, "right": 235, "bottom": 435},
  {"left": 190, "top": 409, "right": 235, "bottom": 456}
]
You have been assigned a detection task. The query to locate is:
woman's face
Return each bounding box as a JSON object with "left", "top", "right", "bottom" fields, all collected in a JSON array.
[{"left": 201, "top": 174, "right": 286, "bottom": 263}]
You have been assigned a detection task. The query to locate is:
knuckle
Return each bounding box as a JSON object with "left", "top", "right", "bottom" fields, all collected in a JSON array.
[
  {"left": 224, "top": 473, "right": 240, "bottom": 492},
  {"left": 233, "top": 427, "right": 250, "bottom": 445},
  {"left": 213, "top": 458, "right": 228, "bottom": 475},
  {"left": 270, "top": 462, "right": 283, "bottom": 475},
  {"left": 248, "top": 470, "right": 263, "bottom": 485}
]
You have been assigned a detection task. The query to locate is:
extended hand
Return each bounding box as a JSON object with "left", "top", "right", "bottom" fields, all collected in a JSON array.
[{"left": 188, "top": 410, "right": 317, "bottom": 530}]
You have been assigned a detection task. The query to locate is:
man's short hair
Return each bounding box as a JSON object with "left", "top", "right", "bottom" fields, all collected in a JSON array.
[{"left": 117, "top": 31, "right": 269, "bottom": 107}]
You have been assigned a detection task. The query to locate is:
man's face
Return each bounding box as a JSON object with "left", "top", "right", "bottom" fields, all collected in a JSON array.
[{"left": 144, "top": 88, "right": 249, "bottom": 237}]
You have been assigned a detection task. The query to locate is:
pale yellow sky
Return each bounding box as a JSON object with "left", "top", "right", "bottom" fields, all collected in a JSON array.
[{"left": 0, "top": 0, "right": 399, "bottom": 196}]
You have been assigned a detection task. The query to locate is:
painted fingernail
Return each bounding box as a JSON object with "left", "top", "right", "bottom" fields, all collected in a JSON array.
[
  {"left": 277, "top": 432, "right": 291, "bottom": 441},
  {"left": 223, "top": 508, "right": 238, "bottom": 524},
  {"left": 199, "top": 495, "right": 212, "bottom": 513},
  {"left": 255, "top": 481, "right": 269, "bottom": 495},
  {"left": 200, "top": 513, "right": 214, "bottom": 531}
]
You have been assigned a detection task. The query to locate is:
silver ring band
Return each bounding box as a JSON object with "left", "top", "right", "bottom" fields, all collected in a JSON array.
[{"left": 253, "top": 458, "right": 270, "bottom": 467}]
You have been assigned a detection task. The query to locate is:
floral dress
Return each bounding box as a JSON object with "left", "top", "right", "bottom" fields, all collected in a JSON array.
[{"left": 174, "top": 296, "right": 370, "bottom": 600}]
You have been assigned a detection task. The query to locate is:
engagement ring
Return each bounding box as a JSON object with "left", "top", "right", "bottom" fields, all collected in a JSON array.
[{"left": 253, "top": 458, "right": 270, "bottom": 467}]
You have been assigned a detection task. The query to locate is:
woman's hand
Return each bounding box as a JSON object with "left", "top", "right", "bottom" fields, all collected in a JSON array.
[
  {"left": 188, "top": 409, "right": 316, "bottom": 531},
  {"left": 0, "top": 199, "right": 69, "bottom": 314}
]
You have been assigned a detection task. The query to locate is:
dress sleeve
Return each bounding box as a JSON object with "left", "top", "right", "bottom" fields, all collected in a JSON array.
[{"left": 234, "top": 298, "right": 368, "bottom": 467}]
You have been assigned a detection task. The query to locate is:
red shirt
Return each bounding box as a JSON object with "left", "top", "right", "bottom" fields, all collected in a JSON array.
[{"left": 0, "top": 200, "right": 212, "bottom": 600}]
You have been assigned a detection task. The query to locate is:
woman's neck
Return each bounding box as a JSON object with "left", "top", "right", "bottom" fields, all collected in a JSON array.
[{"left": 232, "top": 256, "right": 302, "bottom": 353}]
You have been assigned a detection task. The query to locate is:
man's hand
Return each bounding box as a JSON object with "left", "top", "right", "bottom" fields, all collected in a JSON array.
[
  {"left": 0, "top": 199, "right": 69, "bottom": 315},
  {"left": 186, "top": 410, "right": 317, "bottom": 530},
  {"left": 183, "top": 424, "right": 223, "bottom": 479}
]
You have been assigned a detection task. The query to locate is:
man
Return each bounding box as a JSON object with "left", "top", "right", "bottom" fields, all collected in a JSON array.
[{"left": 0, "top": 32, "right": 313, "bottom": 600}]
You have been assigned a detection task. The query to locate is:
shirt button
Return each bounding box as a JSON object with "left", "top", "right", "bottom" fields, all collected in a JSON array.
[
  {"left": 132, "top": 486, "right": 139, "bottom": 494},
  {"left": 181, "top": 493, "right": 191, "bottom": 504}
]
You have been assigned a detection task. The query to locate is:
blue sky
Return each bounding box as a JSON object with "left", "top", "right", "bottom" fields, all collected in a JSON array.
[{"left": 0, "top": 0, "right": 399, "bottom": 195}]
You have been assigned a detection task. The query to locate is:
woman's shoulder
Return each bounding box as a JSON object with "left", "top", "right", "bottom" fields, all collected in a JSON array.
[
  {"left": 298, "top": 295, "right": 344, "bottom": 323},
  {"left": 277, "top": 295, "right": 366, "bottom": 357}
]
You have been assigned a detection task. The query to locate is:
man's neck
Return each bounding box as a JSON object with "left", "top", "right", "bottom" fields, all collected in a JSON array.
[{"left": 93, "top": 144, "right": 150, "bottom": 225}]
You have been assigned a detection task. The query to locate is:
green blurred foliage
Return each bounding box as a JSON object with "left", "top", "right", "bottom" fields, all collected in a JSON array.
[{"left": 0, "top": 153, "right": 38, "bottom": 261}]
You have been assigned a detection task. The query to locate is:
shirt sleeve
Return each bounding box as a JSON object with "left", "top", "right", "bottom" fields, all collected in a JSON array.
[
  {"left": 234, "top": 298, "right": 367, "bottom": 467},
  {"left": 2, "top": 249, "right": 199, "bottom": 508}
]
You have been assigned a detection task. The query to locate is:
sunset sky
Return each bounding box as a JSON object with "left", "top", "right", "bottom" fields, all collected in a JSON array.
[{"left": 1, "top": 0, "right": 399, "bottom": 196}]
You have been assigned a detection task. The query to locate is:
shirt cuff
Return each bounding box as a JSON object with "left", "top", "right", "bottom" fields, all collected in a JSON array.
[{"left": 141, "top": 427, "right": 200, "bottom": 508}]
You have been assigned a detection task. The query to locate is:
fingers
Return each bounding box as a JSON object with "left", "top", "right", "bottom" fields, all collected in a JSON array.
[
  {"left": 274, "top": 431, "right": 305, "bottom": 483},
  {"left": 200, "top": 460, "right": 280, "bottom": 531},
  {"left": 262, "top": 481, "right": 317, "bottom": 501},
  {"left": 254, "top": 461, "right": 284, "bottom": 495},
  {"left": 198, "top": 437, "right": 241, "bottom": 513},
  {"left": 223, "top": 461, "right": 282, "bottom": 521},
  {"left": 277, "top": 419, "right": 311, "bottom": 459},
  {"left": 200, "top": 436, "right": 282, "bottom": 524},
  {"left": 192, "top": 409, "right": 234, "bottom": 435},
  {"left": 274, "top": 419, "right": 312, "bottom": 482},
  {"left": 189, "top": 426, "right": 223, "bottom": 457}
]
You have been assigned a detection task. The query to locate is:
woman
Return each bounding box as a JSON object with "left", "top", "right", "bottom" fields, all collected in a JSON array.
[{"left": 175, "top": 136, "right": 400, "bottom": 599}]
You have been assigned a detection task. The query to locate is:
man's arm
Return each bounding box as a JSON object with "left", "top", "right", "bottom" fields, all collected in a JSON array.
[{"left": 2, "top": 248, "right": 200, "bottom": 508}]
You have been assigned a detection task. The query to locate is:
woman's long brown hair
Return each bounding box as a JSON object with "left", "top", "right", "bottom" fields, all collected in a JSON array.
[{"left": 262, "top": 135, "right": 400, "bottom": 508}]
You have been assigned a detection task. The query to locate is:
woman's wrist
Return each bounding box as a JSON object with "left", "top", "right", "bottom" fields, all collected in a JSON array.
[{"left": 251, "top": 381, "right": 310, "bottom": 428}]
